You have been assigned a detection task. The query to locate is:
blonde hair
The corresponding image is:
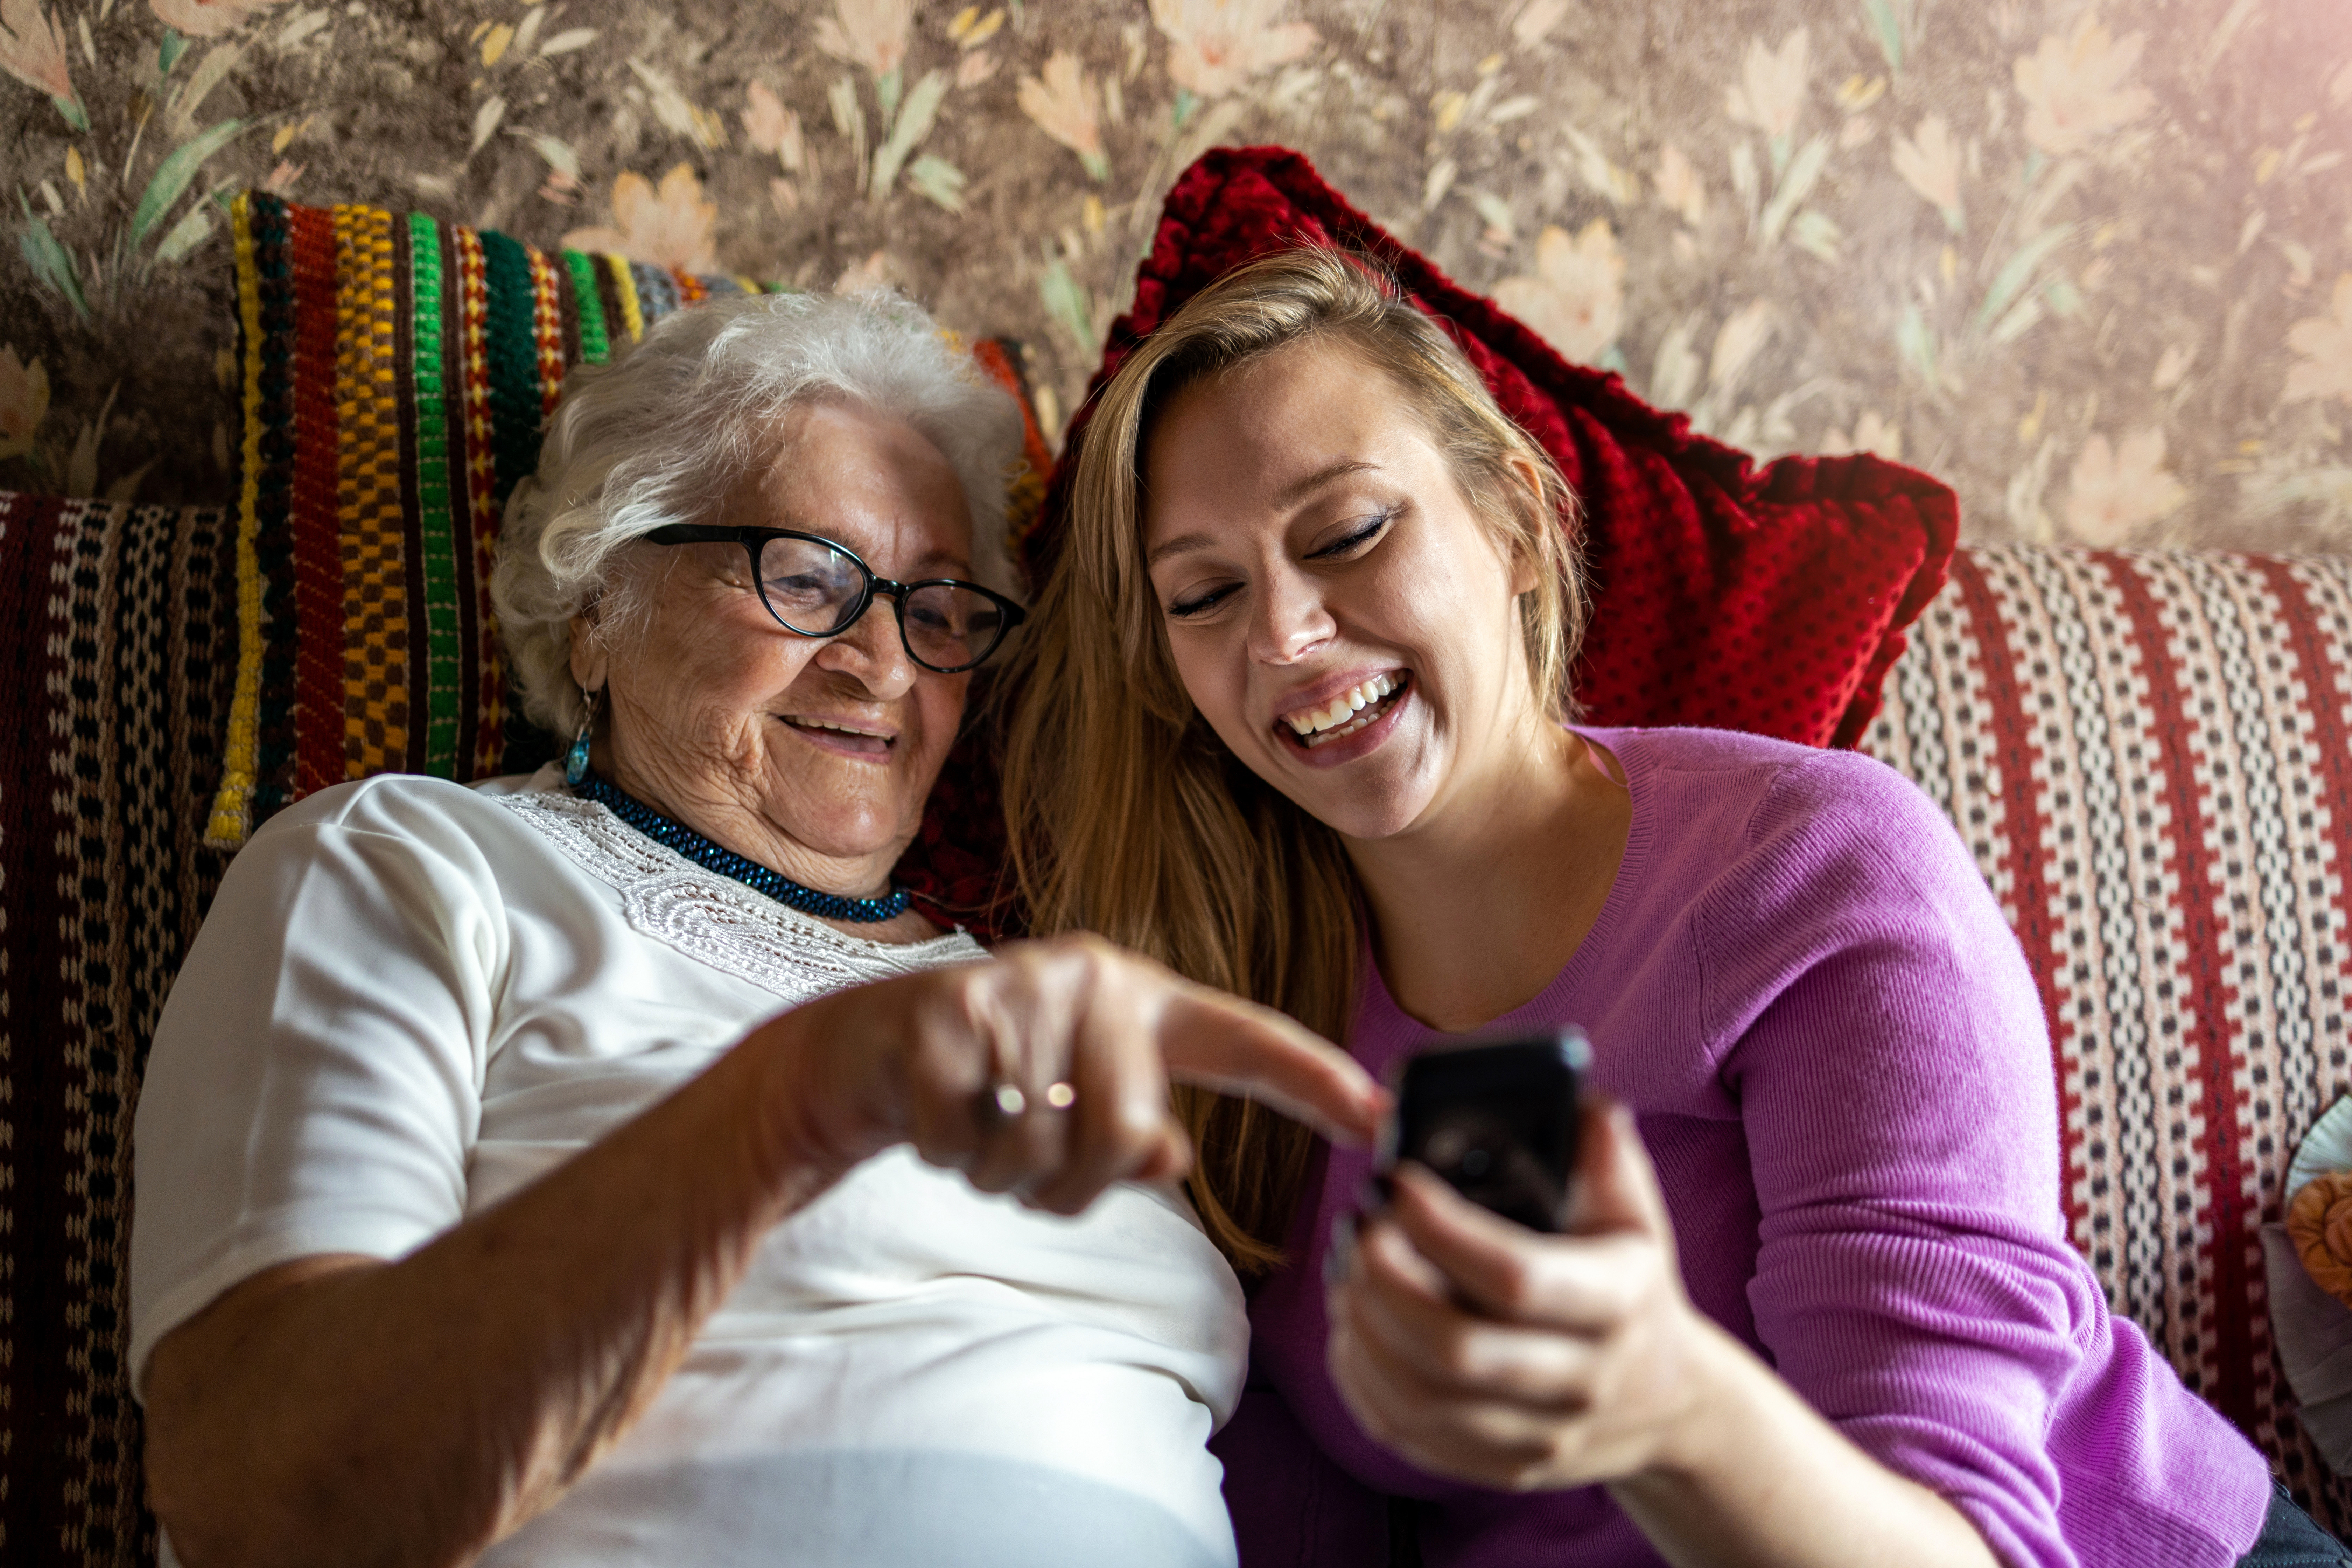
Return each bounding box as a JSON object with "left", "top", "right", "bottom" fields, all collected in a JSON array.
[{"left": 1001, "top": 248, "right": 1587, "bottom": 1271}]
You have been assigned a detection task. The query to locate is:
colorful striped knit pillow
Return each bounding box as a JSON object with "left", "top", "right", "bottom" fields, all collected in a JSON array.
[{"left": 208, "top": 191, "right": 1051, "bottom": 894}]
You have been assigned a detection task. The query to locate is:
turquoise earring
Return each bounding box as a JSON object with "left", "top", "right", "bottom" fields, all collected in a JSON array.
[{"left": 565, "top": 686, "right": 600, "bottom": 786}]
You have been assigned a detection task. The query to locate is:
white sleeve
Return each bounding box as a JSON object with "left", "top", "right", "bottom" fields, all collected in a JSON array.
[{"left": 128, "top": 784, "right": 509, "bottom": 1399}]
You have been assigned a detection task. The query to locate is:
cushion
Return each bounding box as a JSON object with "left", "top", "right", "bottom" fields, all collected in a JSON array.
[
  {"left": 1028, "top": 146, "right": 1961, "bottom": 751},
  {"left": 0, "top": 489, "right": 239, "bottom": 1562},
  {"left": 1863, "top": 542, "right": 2352, "bottom": 1534},
  {"left": 207, "top": 192, "right": 1053, "bottom": 932}
]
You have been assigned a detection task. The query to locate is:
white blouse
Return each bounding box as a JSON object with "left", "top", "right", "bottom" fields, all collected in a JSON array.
[{"left": 130, "top": 768, "right": 1246, "bottom": 1568}]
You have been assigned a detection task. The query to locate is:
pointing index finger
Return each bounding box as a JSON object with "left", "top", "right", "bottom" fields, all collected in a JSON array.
[{"left": 1154, "top": 985, "right": 1386, "bottom": 1147}]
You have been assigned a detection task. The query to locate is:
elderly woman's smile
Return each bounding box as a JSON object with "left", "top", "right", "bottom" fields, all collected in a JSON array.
[
  {"left": 784, "top": 717, "right": 892, "bottom": 756},
  {"left": 574, "top": 398, "right": 978, "bottom": 897}
]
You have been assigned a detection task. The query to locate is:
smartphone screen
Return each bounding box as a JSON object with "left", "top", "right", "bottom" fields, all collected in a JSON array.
[{"left": 1381, "top": 1029, "right": 1589, "bottom": 1232}]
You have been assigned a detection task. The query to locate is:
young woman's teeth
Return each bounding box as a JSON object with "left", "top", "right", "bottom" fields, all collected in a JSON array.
[{"left": 1282, "top": 673, "right": 1405, "bottom": 746}]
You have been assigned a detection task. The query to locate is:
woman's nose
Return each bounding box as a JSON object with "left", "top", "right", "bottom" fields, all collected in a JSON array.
[
  {"left": 814, "top": 597, "right": 917, "bottom": 695},
  {"left": 1247, "top": 569, "right": 1337, "bottom": 665}
]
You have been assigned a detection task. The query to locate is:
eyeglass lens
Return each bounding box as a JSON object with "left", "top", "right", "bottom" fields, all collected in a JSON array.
[{"left": 756, "top": 534, "right": 1008, "bottom": 671}]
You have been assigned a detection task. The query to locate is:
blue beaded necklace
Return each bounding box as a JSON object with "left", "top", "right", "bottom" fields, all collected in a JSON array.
[{"left": 571, "top": 768, "right": 912, "bottom": 924}]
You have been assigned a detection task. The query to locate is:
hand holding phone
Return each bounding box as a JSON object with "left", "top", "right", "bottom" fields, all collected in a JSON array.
[{"left": 1379, "top": 1029, "right": 1590, "bottom": 1233}]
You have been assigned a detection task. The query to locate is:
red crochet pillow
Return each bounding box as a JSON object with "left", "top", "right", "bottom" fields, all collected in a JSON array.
[{"left": 1025, "top": 146, "right": 1960, "bottom": 751}]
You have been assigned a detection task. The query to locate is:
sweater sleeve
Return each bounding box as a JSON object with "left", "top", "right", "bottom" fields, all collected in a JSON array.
[{"left": 1699, "top": 750, "right": 2100, "bottom": 1568}]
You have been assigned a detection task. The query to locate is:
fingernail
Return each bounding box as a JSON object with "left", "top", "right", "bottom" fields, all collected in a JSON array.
[{"left": 1324, "top": 1212, "right": 1358, "bottom": 1287}]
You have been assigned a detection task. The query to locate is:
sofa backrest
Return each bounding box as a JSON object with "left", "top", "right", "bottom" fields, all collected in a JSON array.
[
  {"left": 1, "top": 492, "right": 237, "bottom": 1566},
  {"left": 1863, "top": 542, "right": 2352, "bottom": 1531},
  {"left": 5, "top": 490, "right": 2350, "bottom": 1558}
]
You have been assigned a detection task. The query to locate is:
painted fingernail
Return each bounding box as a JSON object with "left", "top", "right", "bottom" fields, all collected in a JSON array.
[{"left": 1324, "top": 1212, "right": 1358, "bottom": 1287}]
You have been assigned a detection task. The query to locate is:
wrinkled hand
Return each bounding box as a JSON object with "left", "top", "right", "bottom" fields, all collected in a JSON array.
[
  {"left": 757, "top": 933, "right": 1386, "bottom": 1215},
  {"left": 1328, "top": 1097, "right": 1720, "bottom": 1491}
]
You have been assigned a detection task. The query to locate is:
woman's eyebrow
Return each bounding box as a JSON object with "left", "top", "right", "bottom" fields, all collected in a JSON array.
[
  {"left": 903, "top": 544, "right": 971, "bottom": 576},
  {"left": 1144, "top": 460, "right": 1385, "bottom": 568},
  {"left": 1146, "top": 531, "right": 1216, "bottom": 567},
  {"left": 1271, "top": 458, "right": 1379, "bottom": 509}
]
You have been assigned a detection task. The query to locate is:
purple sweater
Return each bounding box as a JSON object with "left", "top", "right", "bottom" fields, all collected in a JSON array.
[{"left": 1213, "top": 727, "right": 2271, "bottom": 1568}]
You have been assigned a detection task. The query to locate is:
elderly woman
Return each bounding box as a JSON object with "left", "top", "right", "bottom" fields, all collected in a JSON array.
[{"left": 128, "top": 290, "right": 1380, "bottom": 1568}]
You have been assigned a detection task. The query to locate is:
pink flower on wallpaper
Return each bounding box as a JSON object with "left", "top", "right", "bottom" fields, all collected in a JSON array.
[
  {"left": 148, "top": 0, "right": 286, "bottom": 40},
  {"left": 1892, "top": 115, "right": 1963, "bottom": 232},
  {"left": 2014, "top": 15, "right": 2154, "bottom": 159},
  {"left": 0, "top": 0, "right": 75, "bottom": 103},
  {"left": 1822, "top": 410, "right": 1903, "bottom": 462},
  {"left": 834, "top": 249, "right": 899, "bottom": 295},
  {"left": 562, "top": 165, "right": 718, "bottom": 275},
  {"left": 1653, "top": 144, "right": 1705, "bottom": 227},
  {"left": 1017, "top": 50, "right": 1108, "bottom": 180},
  {"left": 813, "top": 0, "right": 913, "bottom": 82},
  {"left": 2064, "top": 428, "right": 2187, "bottom": 546},
  {"left": 0, "top": 342, "right": 50, "bottom": 461},
  {"left": 1724, "top": 27, "right": 1809, "bottom": 146},
  {"left": 2283, "top": 274, "right": 2352, "bottom": 406},
  {"left": 1150, "top": 0, "right": 1317, "bottom": 100},
  {"left": 1492, "top": 219, "right": 1625, "bottom": 367},
  {"left": 742, "top": 81, "right": 804, "bottom": 171}
]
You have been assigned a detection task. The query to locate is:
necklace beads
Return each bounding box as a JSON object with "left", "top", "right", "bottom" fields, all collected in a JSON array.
[{"left": 570, "top": 769, "right": 913, "bottom": 924}]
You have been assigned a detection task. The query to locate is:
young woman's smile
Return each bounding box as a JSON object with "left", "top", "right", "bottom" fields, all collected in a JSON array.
[
  {"left": 1141, "top": 338, "right": 1539, "bottom": 840},
  {"left": 1272, "top": 666, "right": 1413, "bottom": 763}
]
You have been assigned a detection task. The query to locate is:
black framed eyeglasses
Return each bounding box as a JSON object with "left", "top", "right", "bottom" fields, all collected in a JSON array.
[{"left": 644, "top": 525, "right": 1028, "bottom": 674}]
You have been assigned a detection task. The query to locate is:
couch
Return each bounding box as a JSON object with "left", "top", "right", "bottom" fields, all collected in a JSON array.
[
  {"left": 6, "top": 162, "right": 2350, "bottom": 1559},
  {"left": 8, "top": 497, "right": 2350, "bottom": 1563}
]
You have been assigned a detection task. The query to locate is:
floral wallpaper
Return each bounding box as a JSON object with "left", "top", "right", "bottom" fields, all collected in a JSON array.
[{"left": 2, "top": 0, "right": 2350, "bottom": 552}]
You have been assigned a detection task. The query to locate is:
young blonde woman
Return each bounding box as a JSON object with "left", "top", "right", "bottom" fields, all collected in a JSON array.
[{"left": 1002, "top": 249, "right": 2315, "bottom": 1568}]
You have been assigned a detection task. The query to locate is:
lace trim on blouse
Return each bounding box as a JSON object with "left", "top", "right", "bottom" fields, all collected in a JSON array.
[{"left": 496, "top": 786, "right": 985, "bottom": 1003}]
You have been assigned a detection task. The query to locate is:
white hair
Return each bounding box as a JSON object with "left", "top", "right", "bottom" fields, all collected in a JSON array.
[{"left": 492, "top": 288, "right": 1030, "bottom": 737}]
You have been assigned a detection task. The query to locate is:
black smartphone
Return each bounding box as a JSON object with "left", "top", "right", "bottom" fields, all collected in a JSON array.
[{"left": 1379, "top": 1029, "right": 1590, "bottom": 1233}]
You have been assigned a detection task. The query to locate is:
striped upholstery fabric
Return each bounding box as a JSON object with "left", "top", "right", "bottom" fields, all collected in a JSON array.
[
  {"left": 0, "top": 491, "right": 236, "bottom": 1566},
  {"left": 1862, "top": 544, "right": 2352, "bottom": 1535}
]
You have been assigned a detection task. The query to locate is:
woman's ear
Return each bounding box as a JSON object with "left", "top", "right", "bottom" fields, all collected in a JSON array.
[{"left": 567, "top": 599, "right": 608, "bottom": 692}]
